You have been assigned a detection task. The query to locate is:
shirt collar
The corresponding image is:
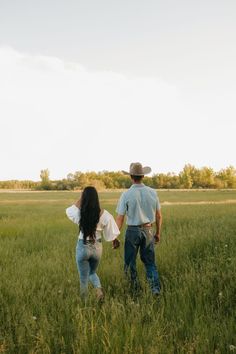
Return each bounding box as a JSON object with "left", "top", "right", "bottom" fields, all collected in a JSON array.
[{"left": 131, "top": 183, "right": 145, "bottom": 188}]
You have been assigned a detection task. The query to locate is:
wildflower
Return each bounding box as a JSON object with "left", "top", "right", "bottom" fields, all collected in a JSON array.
[
  {"left": 229, "top": 344, "right": 236, "bottom": 351},
  {"left": 32, "top": 316, "right": 37, "bottom": 321},
  {"left": 218, "top": 292, "right": 223, "bottom": 298}
]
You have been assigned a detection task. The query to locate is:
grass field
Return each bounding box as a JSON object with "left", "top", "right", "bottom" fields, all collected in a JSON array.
[{"left": 0, "top": 190, "right": 236, "bottom": 353}]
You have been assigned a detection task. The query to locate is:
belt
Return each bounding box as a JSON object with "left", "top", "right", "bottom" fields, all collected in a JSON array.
[{"left": 128, "top": 223, "right": 152, "bottom": 228}]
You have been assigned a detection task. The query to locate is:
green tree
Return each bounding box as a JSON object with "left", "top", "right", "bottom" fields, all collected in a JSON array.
[
  {"left": 40, "top": 169, "right": 51, "bottom": 190},
  {"left": 198, "top": 167, "right": 215, "bottom": 188},
  {"left": 179, "top": 165, "right": 193, "bottom": 189},
  {"left": 217, "top": 166, "right": 236, "bottom": 188}
]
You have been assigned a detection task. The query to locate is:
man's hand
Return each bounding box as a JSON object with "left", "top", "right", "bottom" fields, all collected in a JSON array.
[
  {"left": 112, "top": 238, "right": 120, "bottom": 249},
  {"left": 154, "top": 233, "right": 160, "bottom": 244}
]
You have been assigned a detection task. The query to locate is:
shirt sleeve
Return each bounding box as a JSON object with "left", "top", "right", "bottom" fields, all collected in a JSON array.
[
  {"left": 65, "top": 205, "right": 81, "bottom": 224},
  {"left": 156, "top": 194, "right": 161, "bottom": 210},
  {"left": 102, "top": 211, "right": 120, "bottom": 241},
  {"left": 116, "top": 192, "right": 127, "bottom": 215}
]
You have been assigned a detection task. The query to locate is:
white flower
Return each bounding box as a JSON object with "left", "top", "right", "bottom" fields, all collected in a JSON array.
[
  {"left": 32, "top": 316, "right": 37, "bottom": 321},
  {"left": 229, "top": 344, "right": 236, "bottom": 351}
]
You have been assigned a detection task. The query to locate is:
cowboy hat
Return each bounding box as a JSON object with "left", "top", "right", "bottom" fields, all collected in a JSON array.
[{"left": 122, "top": 162, "right": 152, "bottom": 176}]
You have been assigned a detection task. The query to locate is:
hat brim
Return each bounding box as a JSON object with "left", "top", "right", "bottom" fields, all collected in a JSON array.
[
  {"left": 122, "top": 166, "right": 152, "bottom": 175},
  {"left": 122, "top": 170, "right": 131, "bottom": 175}
]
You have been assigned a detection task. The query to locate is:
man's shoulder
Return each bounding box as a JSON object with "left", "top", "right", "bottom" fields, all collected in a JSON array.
[
  {"left": 143, "top": 186, "right": 159, "bottom": 199},
  {"left": 117, "top": 189, "right": 129, "bottom": 202},
  {"left": 143, "top": 185, "right": 156, "bottom": 193},
  {"left": 121, "top": 187, "right": 132, "bottom": 195},
  {"left": 118, "top": 187, "right": 135, "bottom": 202}
]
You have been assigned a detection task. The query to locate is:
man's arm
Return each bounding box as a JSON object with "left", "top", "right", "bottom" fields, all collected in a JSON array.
[
  {"left": 116, "top": 214, "right": 125, "bottom": 231},
  {"left": 154, "top": 209, "right": 162, "bottom": 243},
  {"left": 114, "top": 192, "right": 126, "bottom": 248},
  {"left": 111, "top": 214, "right": 125, "bottom": 249}
]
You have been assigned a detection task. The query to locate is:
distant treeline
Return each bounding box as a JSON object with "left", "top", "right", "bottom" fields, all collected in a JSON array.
[{"left": 0, "top": 165, "right": 235, "bottom": 190}]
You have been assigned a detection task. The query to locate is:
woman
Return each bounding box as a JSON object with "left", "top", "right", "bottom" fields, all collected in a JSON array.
[{"left": 66, "top": 186, "right": 120, "bottom": 300}]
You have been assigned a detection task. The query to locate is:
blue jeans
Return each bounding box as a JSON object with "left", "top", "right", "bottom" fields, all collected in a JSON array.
[
  {"left": 76, "top": 239, "right": 102, "bottom": 297},
  {"left": 124, "top": 226, "right": 161, "bottom": 294}
]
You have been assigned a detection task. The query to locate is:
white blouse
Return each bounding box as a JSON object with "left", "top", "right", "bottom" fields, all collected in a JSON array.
[{"left": 66, "top": 205, "right": 120, "bottom": 241}]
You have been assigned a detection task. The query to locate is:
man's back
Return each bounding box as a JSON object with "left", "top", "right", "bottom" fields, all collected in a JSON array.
[{"left": 116, "top": 183, "right": 160, "bottom": 226}]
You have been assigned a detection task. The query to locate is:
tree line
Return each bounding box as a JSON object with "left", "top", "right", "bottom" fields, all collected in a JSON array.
[{"left": 0, "top": 165, "right": 235, "bottom": 190}]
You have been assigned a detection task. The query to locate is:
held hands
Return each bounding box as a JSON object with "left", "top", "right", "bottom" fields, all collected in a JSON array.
[{"left": 112, "top": 238, "right": 120, "bottom": 249}]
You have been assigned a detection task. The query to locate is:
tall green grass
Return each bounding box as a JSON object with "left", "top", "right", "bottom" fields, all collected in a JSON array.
[{"left": 0, "top": 192, "right": 236, "bottom": 353}]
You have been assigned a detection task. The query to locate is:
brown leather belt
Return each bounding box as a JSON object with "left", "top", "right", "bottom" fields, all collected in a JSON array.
[
  {"left": 128, "top": 223, "right": 152, "bottom": 228},
  {"left": 140, "top": 223, "right": 152, "bottom": 227}
]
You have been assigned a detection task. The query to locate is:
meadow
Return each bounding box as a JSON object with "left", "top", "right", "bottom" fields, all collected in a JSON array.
[{"left": 0, "top": 190, "right": 236, "bottom": 354}]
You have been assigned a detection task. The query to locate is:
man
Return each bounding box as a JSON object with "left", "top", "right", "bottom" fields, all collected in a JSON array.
[{"left": 116, "top": 162, "right": 162, "bottom": 295}]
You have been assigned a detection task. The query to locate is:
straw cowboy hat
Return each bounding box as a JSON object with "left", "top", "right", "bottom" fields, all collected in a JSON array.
[{"left": 122, "top": 162, "right": 152, "bottom": 176}]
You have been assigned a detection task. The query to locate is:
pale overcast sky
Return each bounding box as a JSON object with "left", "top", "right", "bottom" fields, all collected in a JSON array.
[{"left": 0, "top": 0, "right": 235, "bottom": 180}]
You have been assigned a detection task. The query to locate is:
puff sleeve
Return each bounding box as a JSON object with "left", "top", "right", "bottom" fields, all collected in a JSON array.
[
  {"left": 102, "top": 210, "right": 120, "bottom": 241},
  {"left": 66, "top": 205, "right": 81, "bottom": 224}
]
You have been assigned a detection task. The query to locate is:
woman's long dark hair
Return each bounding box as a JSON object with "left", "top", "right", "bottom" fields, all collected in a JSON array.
[{"left": 79, "top": 186, "right": 101, "bottom": 244}]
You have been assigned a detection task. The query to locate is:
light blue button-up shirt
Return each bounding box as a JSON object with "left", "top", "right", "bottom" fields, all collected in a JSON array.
[{"left": 116, "top": 183, "right": 161, "bottom": 225}]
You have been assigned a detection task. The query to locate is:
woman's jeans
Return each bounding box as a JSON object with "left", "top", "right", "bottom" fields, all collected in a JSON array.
[
  {"left": 76, "top": 239, "right": 102, "bottom": 296},
  {"left": 124, "top": 226, "right": 161, "bottom": 294}
]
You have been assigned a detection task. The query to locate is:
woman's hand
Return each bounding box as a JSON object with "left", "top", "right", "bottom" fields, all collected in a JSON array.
[{"left": 74, "top": 198, "right": 81, "bottom": 208}]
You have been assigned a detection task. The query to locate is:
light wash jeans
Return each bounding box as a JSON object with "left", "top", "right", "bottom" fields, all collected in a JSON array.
[{"left": 76, "top": 239, "right": 102, "bottom": 297}]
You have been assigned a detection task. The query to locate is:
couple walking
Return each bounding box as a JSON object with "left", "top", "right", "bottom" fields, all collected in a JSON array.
[{"left": 66, "top": 162, "right": 162, "bottom": 300}]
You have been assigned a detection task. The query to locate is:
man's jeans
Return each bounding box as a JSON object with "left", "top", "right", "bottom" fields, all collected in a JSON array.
[
  {"left": 124, "top": 226, "right": 161, "bottom": 294},
  {"left": 76, "top": 239, "right": 102, "bottom": 297}
]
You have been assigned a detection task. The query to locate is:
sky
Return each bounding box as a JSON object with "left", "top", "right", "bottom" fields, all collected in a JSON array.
[{"left": 0, "top": 0, "right": 235, "bottom": 180}]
